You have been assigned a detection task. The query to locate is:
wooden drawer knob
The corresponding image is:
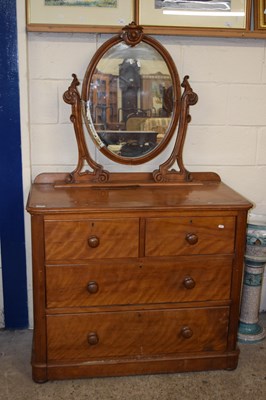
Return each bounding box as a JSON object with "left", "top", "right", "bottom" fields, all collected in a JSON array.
[
  {"left": 88, "top": 235, "right": 100, "bottom": 248},
  {"left": 87, "top": 332, "right": 99, "bottom": 346},
  {"left": 87, "top": 281, "right": 99, "bottom": 294},
  {"left": 185, "top": 233, "right": 198, "bottom": 245},
  {"left": 183, "top": 276, "right": 196, "bottom": 289},
  {"left": 181, "top": 326, "right": 193, "bottom": 339}
]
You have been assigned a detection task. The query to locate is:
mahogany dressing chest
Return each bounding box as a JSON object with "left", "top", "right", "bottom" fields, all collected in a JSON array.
[{"left": 27, "top": 23, "right": 252, "bottom": 382}]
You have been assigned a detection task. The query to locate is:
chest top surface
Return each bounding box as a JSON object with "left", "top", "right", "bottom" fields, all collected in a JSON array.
[{"left": 27, "top": 181, "right": 251, "bottom": 214}]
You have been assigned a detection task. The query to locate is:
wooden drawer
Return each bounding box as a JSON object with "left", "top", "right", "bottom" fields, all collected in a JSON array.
[
  {"left": 44, "top": 218, "right": 139, "bottom": 261},
  {"left": 47, "top": 307, "right": 229, "bottom": 361},
  {"left": 46, "top": 257, "right": 233, "bottom": 308},
  {"left": 145, "top": 216, "right": 235, "bottom": 257}
]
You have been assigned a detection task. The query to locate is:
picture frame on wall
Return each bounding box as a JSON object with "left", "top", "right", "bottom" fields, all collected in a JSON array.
[
  {"left": 26, "top": 0, "right": 135, "bottom": 33},
  {"left": 136, "top": 0, "right": 250, "bottom": 32},
  {"left": 254, "top": 0, "right": 266, "bottom": 30}
]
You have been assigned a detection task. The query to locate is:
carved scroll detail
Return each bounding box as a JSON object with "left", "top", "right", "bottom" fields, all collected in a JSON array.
[
  {"left": 63, "top": 74, "right": 80, "bottom": 105},
  {"left": 121, "top": 22, "right": 144, "bottom": 46}
]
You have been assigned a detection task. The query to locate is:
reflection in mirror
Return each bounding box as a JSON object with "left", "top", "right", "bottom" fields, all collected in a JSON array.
[{"left": 83, "top": 41, "right": 174, "bottom": 159}]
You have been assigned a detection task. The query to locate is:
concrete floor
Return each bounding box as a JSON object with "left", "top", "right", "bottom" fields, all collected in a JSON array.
[{"left": 0, "top": 314, "right": 266, "bottom": 400}]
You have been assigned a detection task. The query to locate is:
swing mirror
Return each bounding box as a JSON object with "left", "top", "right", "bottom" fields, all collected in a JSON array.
[{"left": 81, "top": 23, "right": 181, "bottom": 164}]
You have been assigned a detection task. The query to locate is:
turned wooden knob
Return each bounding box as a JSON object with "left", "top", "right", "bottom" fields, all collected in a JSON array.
[
  {"left": 183, "top": 276, "right": 196, "bottom": 289},
  {"left": 88, "top": 235, "right": 100, "bottom": 248},
  {"left": 87, "top": 332, "right": 99, "bottom": 346},
  {"left": 185, "top": 233, "right": 198, "bottom": 245},
  {"left": 181, "top": 326, "right": 193, "bottom": 339},
  {"left": 87, "top": 281, "right": 99, "bottom": 294}
]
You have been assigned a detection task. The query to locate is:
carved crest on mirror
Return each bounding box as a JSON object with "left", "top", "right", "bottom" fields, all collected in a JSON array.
[{"left": 62, "top": 22, "right": 219, "bottom": 186}]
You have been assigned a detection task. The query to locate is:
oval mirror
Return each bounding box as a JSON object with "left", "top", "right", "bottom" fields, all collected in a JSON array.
[{"left": 81, "top": 24, "right": 181, "bottom": 164}]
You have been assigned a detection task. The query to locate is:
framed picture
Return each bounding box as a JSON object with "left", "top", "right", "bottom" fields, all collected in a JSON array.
[
  {"left": 254, "top": 0, "right": 266, "bottom": 30},
  {"left": 26, "top": 0, "right": 135, "bottom": 32},
  {"left": 136, "top": 0, "right": 250, "bottom": 31}
]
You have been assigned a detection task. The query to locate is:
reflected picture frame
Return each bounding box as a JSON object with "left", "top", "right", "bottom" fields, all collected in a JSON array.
[
  {"left": 254, "top": 0, "right": 266, "bottom": 29},
  {"left": 136, "top": 0, "right": 250, "bottom": 32},
  {"left": 26, "top": 0, "right": 135, "bottom": 33}
]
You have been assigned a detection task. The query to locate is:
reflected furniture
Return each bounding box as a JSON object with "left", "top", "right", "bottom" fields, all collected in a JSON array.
[{"left": 27, "top": 22, "right": 252, "bottom": 382}]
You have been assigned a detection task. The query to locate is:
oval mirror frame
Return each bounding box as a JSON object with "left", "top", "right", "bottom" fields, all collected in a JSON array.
[{"left": 81, "top": 23, "right": 181, "bottom": 165}]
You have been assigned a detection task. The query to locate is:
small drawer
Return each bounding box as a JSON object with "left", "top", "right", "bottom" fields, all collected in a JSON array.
[
  {"left": 145, "top": 216, "right": 235, "bottom": 257},
  {"left": 46, "top": 256, "right": 233, "bottom": 308},
  {"left": 47, "top": 307, "right": 229, "bottom": 361},
  {"left": 44, "top": 218, "right": 139, "bottom": 261}
]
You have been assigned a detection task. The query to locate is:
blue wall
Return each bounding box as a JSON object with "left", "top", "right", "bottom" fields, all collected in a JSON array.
[{"left": 0, "top": 0, "right": 28, "bottom": 328}]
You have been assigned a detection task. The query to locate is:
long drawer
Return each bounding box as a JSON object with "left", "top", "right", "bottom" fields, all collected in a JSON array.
[
  {"left": 47, "top": 307, "right": 229, "bottom": 361},
  {"left": 46, "top": 257, "right": 233, "bottom": 308},
  {"left": 44, "top": 218, "right": 139, "bottom": 260},
  {"left": 145, "top": 216, "right": 235, "bottom": 256}
]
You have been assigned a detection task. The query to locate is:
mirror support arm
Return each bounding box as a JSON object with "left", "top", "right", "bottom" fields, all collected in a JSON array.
[
  {"left": 63, "top": 74, "right": 109, "bottom": 184},
  {"left": 153, "top": 76, "right": 197, "bottom": 183}
]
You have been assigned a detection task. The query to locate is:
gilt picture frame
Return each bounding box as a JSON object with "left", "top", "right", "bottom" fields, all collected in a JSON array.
[
  {"left": 254, "top": 0, "right": 266, "bottom": 30},
  {"left": 26, "top": 0, "right": 135, "bottom": 32},
  {"left": 136, "top": 0, "right": 250, "bottom": 31}
]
